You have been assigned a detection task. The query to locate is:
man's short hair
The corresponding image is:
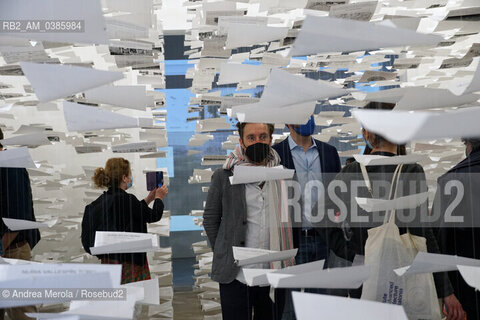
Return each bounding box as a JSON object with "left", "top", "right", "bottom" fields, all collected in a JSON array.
[{"left": 236, "top": 122, "right": 274, "bottom": 140}]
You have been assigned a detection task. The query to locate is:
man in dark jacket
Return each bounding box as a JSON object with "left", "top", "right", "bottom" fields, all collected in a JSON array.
[
  {"left": 272, "top": 117, "right": 341, "bottom": 319},
  {"left": 435, "top": 138, "right": 480, "bottom": 319},
  {"left": 0, "top": 128, "right": 41, "bottom": 320},
  {"left": 272, "top": 117, "right": 341, "bottom": 267},
  {"left": 204, "top": 122, "right": 292, "bottom": 320}
]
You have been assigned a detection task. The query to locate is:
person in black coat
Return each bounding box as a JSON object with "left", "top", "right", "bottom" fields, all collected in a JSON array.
[
  {"left": 81, "top": 157, "right": 167, "bottom": 284},
  {"left": 435, "top": 138, "right": 480, "bottom": 319},
  {"left": 316, "top": 102, "right": 464, "bottom": 320},
  {"left": 0, "top": 129, "right": 41, "bottom": 320}
]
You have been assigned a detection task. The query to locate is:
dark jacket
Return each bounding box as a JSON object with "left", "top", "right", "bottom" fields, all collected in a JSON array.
[
  {"left": 0, "top": 167, "right": 41, "bottom": 250},
  {"left": 81, "top": 187, "right": 164, "bottom": 266},
  {"left": 435, "top": 149, "right": 480, "bottom": 316},
  {"left": 203, "top": 168, "right": 248, "bottom": 284},
  {"left": 272, "top": 137, "right": 341, "bottom": 249},
  {"left": 318, "top": 152, "right": 453, "bottom": 298}
]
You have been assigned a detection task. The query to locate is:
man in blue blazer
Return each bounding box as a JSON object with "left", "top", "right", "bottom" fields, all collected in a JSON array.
[{"left": 272, "top": 115, "right": 341, "bottom": 269}]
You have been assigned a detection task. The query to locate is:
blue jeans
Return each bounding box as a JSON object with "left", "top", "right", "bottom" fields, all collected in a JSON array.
[{"left": 296, "top": 230, "right": 328, "bottom": 266}]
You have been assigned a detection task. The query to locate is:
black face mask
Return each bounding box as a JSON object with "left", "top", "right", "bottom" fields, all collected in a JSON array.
[{"left": 244, "top": 142, "right": 270, "bottom": 164}]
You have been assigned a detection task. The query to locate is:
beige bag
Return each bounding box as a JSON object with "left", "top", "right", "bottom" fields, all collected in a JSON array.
[{"left": 359, "top": 164, "right": 441, "bottom": 320}]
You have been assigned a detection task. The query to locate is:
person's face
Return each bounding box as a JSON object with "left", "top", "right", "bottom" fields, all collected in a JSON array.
[
  {"left": 239, "top": 123, "right": 272, "bottom": 150},
  {"left": 122, "top": 171, "right": 132, "bottom": 185},
  {"left": 362, "top": 128, "right": 374, "bottom": 146}
]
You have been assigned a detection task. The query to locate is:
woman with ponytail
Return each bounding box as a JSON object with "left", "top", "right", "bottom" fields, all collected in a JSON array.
[{"left": 81, "top": 158, "right": 168, "bottom": 284}]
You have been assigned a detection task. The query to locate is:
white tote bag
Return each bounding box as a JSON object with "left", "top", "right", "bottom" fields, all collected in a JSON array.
[{"left": 360, "top": 164, "right": 441, "bottom": 320}]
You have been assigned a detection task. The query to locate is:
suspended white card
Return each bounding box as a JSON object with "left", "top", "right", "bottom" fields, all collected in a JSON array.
[
  {"left": 0, "top": 133, "right": 51, "bottom": 148},
  {"left": 2, "top": 217, "right": 57, "bottom": 231},
  {"left": 233, "top": 247, "right": 298, "bottom": 267},
  {"left": 353, "top": 154, "right": 425, "bottom": 166},
  {"left": 0, "top": 147, "right": 36, "bottom": 168},
  {"left": 394, "top": 252, "right": 480, "bottom": 276},
  {"left": 90, "top": 231, "right": 159, "bottom": 255},
  {"left": 241, "top": 259, "right": 326, "bottom": 287},
  {"left": 231, "top": 69, "right": 346, "bottom": 123},
  {"left": 457, "top": 265, "right": 480, "bottom": 291},
  {"left": 84, "top": 85, "right": 154, "bottom": 110},
  {"left": 123, "top": 278, "right": 160, "bottom": 305},
  {"left": 394, "top": 87, "right": 479, "bottom": 111},
  {"left": 0, "top": 0, "right": 108, "bottom": 45},
  {"left": 267, "top": 265, "right": 371, "bottom": 289},
  {"left": 235, "top": 101, "right": 316, "bottom": 125},
  {"left": 229, "top": 165, "right": 294, "bottom": 185},
  {"left": 20, "top": 62, "right": 122, "bottom": 102},
  {"left": 292, "top": 292, "right": 408, "bottom": 320},
  {"left": 63, "top": 101, "right": 145, "bottom": 132},
  {"left": 352, "top": 107, "right": 480, "bottom": 144},
  {"left": 355, "top": 192, "right": 428, "bottom": 212},
  {"left": 290, "top": 15, "right": 442, "bottom": 56},
  {"left": 217, "top": 62, "right": 270, "bottom": 85}
]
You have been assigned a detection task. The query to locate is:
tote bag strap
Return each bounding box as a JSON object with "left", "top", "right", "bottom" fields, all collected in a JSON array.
[
  {"left": 385, "top": 164, "right": 404, "bottom": 225},
  {"left": 359, "top": 163, "right": 373, "bottom": 196},
  {"left": 359, "top": 163, "right": 402, "bottom": 199}
]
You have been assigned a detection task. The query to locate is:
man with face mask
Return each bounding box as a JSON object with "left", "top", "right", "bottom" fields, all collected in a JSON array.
[
  {"left": 203, "top": 122, "right": 294, "bottom": 320},
  {"left": 272, "top": 116, "right": 340, "bottom": 267},
  {"left": 0, "top": 128, "right": 41, "bottom": 320},
  {"left": 434, "top": 138, "right": 480, "bottom": 319},
  {"left": 271, "top": 116, "right": 341, "bottom": 319}
]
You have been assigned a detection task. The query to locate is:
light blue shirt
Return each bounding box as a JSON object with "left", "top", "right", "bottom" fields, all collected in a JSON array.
[{"left": 288, "top": 135, "right": 322, "bottom": 229}]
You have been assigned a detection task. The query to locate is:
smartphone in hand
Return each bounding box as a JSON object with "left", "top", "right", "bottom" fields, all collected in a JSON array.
[{"left": 146, "top": 171, "right": 164, "bottom": 191}]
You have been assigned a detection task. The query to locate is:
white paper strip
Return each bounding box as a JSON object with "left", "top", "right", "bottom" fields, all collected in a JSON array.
[
  {"left": 0, "top": 0, "right": 108, "bottom": 45},
  {"left": 290, "top": 15, "right": 442, "bottom": 56},
  {"left": 2, "top": 218, "right": 57, "bottom": 231},
  {"left": 352, "top": 107, "right": 480, "bottom": 144},
  {"left": 20, "top": 62, "right": 122, "bottom": 102},
  {"left": 90, "top": 231, "right": 159, "bottom": 254},
  {"left": 292, "top": 292, "right": 408, "bottom": 320},
  {"left": 233, "top": 247, "right": 298, "bottom": 267},
  {"left": 267, "top": 265, "right": 371, "bottom": 289},
  {"left": 229, "top": 165, "right": 294, "bottom": 185},
  {"left": 394, "top": 252, "right": 480, "bottom": 276},
  {"left": 241, "top": 259, "right": 326, "bottom": 287},
  {"left": 0, "top": 147, "right": 36, "bottom": 168},
  {"left": 457, "top": 265, "right": 480, "bottom": 291},
  {"left": 225, "top": 23, "right": 288, "bottom": 49},
  {"left": 63, "top": 101, "right": 142, "bottom": 132},
  {"left": 355, "top": 192, "right": 428, "bottom": 212},
  {"left": 353, "top": 154, "right": 425, "bottom": 166}
]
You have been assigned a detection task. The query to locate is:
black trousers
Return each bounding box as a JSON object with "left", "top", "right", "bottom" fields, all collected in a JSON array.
[{"left": 219, "top": 280, "right": 285, "bottom": 320}]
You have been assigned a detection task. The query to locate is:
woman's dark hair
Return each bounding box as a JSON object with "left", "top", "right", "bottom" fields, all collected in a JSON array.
[
  {"left": 0, "top": 127, "right": 3, "bottom": 149},
  {"left": 462, "top": 138, "right": 480, "bottom": 154},
  {"left": 362, "top": 101, "right": 406, "bottom": 155},
  {"left": 92, "top": 158, "right": 130, "bottom": 188}
]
